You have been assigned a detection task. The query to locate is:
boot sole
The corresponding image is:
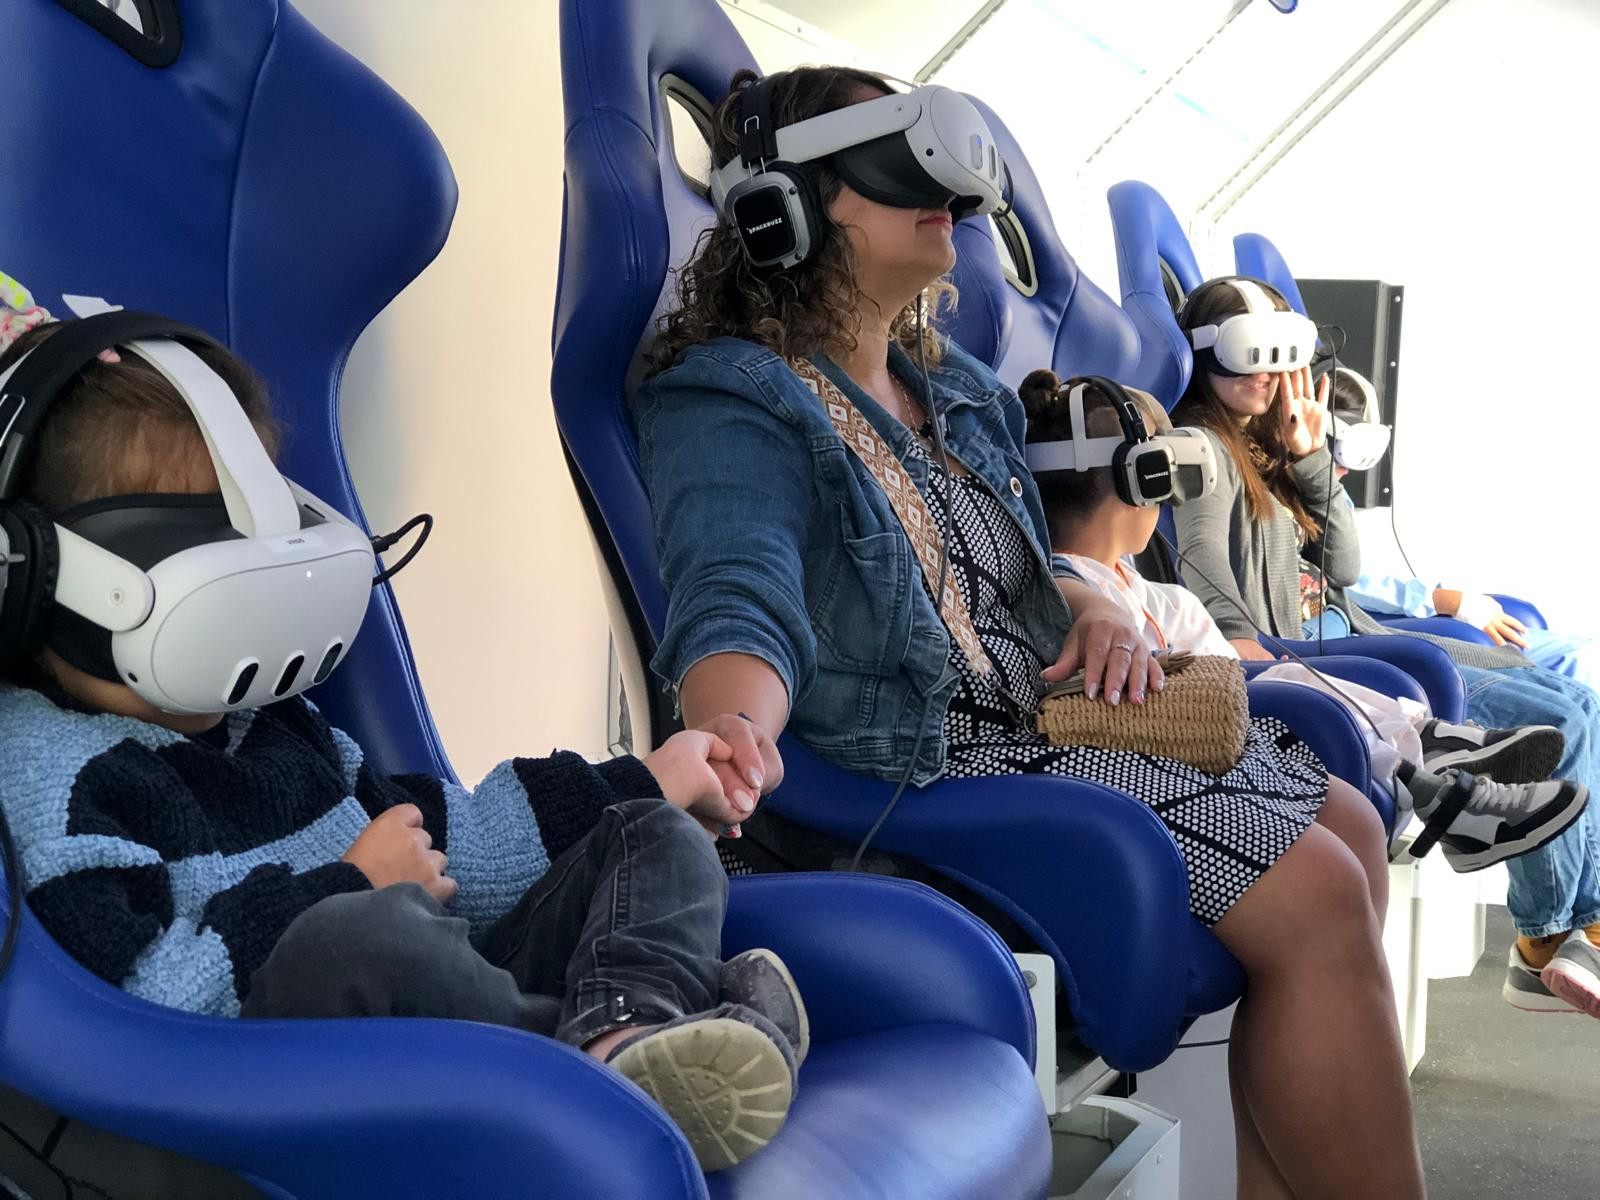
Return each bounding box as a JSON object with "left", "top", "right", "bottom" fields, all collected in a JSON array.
[
  {"left": 1542, "top": 958, "right": 1600, "bottom": 1019},
  {"left": 1443, "top": 784, "right": 1589, "bottom": 873},
  {"left": 1426, "top": 727, "right": 1564, "bottom": 785},
  {"left": 610, "top": 1017, "right": 794, "bottom": 1171}
]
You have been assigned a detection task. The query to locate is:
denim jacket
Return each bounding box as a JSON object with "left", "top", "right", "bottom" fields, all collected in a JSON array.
[{"left": 634, "top": 335, "right": 1073, "bottom": 785}]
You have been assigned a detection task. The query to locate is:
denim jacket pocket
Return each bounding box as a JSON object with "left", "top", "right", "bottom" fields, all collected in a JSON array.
[{"left": 810, "top": 527, "right": 915, "bottom": 674}]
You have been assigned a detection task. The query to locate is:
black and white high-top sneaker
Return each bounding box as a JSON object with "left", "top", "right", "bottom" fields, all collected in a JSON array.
[
  {"left": 1409, "top": 769, "right": 1589, "bottom": 872},
  {"left": 1418, "top": 718, "right": 1565, "bottom": 784}
]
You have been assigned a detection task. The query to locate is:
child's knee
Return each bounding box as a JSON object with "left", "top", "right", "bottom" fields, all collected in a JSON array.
[{"left": 244, "top": 884, "right": 451, "bottom": 1017}]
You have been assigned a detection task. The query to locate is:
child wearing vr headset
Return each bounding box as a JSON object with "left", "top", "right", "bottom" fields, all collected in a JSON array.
[
  {"left": 0, "top": 280, "right": 805, "bottom": 1173},
  {"left": 1327, "top": 366, "right": 1596, "bottom": 684},
  {"left": 1173, "top": 276, "right": 1600, "bottom": 1019},
  {"left": 1020, "top": 369, "right": 1587, "bottom": 877},
  {"left": 640, "top": 65, "right": 1427, "bottom": 1198}
]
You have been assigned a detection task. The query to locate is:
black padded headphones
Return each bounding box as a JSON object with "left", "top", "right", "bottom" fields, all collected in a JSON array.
[
  {"left": 720, "top": 75, "right": 826, "bottom": 270},
  {"left": 1024, "top": 375, "right": 1217, "bottom": 508},
  {"left": 1086, "top": 376, "right": 1171, "bottom": 507}
]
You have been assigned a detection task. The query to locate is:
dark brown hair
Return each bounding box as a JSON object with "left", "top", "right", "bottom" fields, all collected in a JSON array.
[
  {"left": 647, "top": 66, "right": 953, "bottom": 375},
  {"left": 1020, "top": 369, "right": 1167, "bottom": 545},
  {"left": 1171, "top": 278, "right": 1319, "bottom": 541},
  {"left": 0, "top": 322, "right": 280, "bottom": 514}
]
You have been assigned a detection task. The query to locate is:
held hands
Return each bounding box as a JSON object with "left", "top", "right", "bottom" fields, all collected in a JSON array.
[
  {"left": 643, "top": 715, "right": 783, "bottom": 837},
  {"left": 1279, "top": 367, "right": 1331, "bottom": 459},
  {"left": 342, "top": 804, "right": 457, "bottom": 901},
  {"left": 1043, "top": 602, "right": 1164, "bottom": 706}
]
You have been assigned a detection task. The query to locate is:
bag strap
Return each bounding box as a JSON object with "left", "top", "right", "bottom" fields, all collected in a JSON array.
[{"left": 790, "top": 358, "right": 995, "bottom": 679}]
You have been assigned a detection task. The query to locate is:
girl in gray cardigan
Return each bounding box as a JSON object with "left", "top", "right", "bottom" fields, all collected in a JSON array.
[{"left": 1173, "top": 277, "right": 1600, "bottom": 1020}]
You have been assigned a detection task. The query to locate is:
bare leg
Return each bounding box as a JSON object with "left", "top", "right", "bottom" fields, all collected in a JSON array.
[
  {"left": 1212, "top": 820, "right": 1424, "bottom": 1199},
  {"left": 1315, "top": 775, "right": 1390, "bottom": 923},
  {"left": 1229, "top": 1002, "right": 1297, "bottom": 1200}
]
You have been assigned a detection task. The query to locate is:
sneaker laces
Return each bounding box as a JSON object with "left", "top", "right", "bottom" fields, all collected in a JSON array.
[{"left": 1463, "top": 774, "right": 1529, "bottom": 817}]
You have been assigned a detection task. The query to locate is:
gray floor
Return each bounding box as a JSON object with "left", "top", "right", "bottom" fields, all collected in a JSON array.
[{"left": 1412, "top": 907, "right": 1600, "bottom": 1198}]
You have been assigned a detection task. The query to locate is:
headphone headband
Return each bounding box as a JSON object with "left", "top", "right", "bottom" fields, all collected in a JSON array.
[{"left": 0, "top": 310, "right": 220, "bottom": 498}]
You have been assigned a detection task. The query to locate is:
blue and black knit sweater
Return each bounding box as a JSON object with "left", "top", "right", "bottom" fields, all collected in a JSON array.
[{"left": 0, "top": 680, "right": 662, "bottom": 1017}]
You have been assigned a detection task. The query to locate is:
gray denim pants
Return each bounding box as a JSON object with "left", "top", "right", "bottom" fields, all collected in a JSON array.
[{"left": 242, "top": 798, "right": 727, "bottom": 1047}]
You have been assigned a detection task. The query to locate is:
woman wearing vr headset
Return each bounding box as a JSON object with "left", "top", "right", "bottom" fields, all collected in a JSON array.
[
  {"left": 637, "top": 67, "right": 1427, "bottom": 1198},
  {"left": 1022, "top": 370, "right": 1585, "bottom": 878},
  {"left": 1173, "top": 276, "right": 1600, "bottom": 1021},
  {"left": 0, "top": 290, "right": 809, "bottom": 1174},
  {"left": 1328, "top": 367, "right": 1597, "bottom": 683}
]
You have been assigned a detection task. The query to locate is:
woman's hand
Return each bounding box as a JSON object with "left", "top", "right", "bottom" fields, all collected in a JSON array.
[
  {"left": 1230, "top": 636, "right": 1277, "bottom": 661},
  {"left": 643, "top": 730, "right": 748, "bottom": 835},
  {"left": 1279, "top": 367, "right": 1330, "bottom": 459},
  {"left": 1043, "top": 602, "right": 1163, "bottom": 705}
]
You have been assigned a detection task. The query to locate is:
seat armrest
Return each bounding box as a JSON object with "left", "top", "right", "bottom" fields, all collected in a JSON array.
[
  {"left": 767, "top": 740, "right": 1197, "bottom": 1072},
  {"left": 0, "top": 905, "right": 705, "bottom": 1200},
  {"left": 1283, "top": 634, "right": 1466, "bottom": 722},
  {"left": 724, "top": 873, "right": 1035, "bottom": 1064}
]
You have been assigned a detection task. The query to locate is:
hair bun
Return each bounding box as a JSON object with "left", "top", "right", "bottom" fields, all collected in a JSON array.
[{"left": 1018, "top": 368, "right": 1062, "bottom": 416}]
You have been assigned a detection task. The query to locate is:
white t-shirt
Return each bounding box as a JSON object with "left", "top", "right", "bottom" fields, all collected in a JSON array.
[{"left": 1052, "top": 553, "right": 1238, "bottom": 659}]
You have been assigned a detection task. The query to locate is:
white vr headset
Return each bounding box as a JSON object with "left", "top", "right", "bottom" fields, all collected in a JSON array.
[
  {"left": 0, "top": 298, "right": 377, "bottom": 714},
  {"left": 1185, "top": 279, "right": 1318, "bottom": 378},
  {"left": 1022, "top": 377, "right": 1217, "bottom": 507},
  {"left": 710, "top": 79, "right": 1010, "bottom": 269},
  {"left": 1328, "top": 366, "right": 1392, "bottom": 471}
]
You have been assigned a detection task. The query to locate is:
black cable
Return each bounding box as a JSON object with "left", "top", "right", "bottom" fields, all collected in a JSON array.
[
  {"left": 850, "top": 295, "right": 950, "bottom": 873},
  {"left": 1174, "top": 1036, "right": 1231, "bottom": 1050},
  {"left": 1314, "top": 323, "right": 1345, "bottom": 657},
  {"left": 0, "top": 1113, "right": 114, "bottom": 1200},
  {"left": 370, "top": 513, "right": 433, "bottom": 587}
]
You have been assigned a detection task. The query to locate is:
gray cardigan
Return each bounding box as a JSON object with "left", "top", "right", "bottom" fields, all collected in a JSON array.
[{"left": 1172, "top": 428, "right": 1527, "bottom": 669}]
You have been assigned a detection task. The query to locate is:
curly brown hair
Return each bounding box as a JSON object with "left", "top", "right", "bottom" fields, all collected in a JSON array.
[
  {"left": 647, "top": 66, "right": 955, "bottom": 375},
  {"left": 1171, "top": 278, "right": 1320, "bottom": 542}
]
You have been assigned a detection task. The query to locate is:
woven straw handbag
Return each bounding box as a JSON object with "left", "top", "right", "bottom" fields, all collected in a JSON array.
[{"left": 1035, "top": 653, "right": 1250, "bottom": 776}]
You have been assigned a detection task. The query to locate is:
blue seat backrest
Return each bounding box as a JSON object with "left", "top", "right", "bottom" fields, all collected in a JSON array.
[
  {"left": 1233, "top": 232, "right": 1310, "bottom": 316},
  {"left": 1105, "top": 180, "right": 1206, "bottom": 409},
  {"left": 946, "top": 99, "right": 1141, "bottom": 390},
  {"left": 553, "top": 0, "right": 755, "bottom": 655},
  {"left": 0, "top": 0, "right": 460, "bottom": 777}
]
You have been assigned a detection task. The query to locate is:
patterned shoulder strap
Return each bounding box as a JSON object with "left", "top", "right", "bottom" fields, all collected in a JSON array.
[{"left": 789, "top": 358, "right": 995, "bottom": 679}]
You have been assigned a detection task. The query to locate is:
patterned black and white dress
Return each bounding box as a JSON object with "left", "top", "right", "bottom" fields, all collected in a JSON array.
[{"left": 919, "top": 449, "right": 1327, "bottom": 925}]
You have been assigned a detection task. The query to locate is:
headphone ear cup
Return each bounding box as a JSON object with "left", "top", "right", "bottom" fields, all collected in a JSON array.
[
  {"left": 1110, "top": 441, "right": 1136, "bottom": 506},
  {"left": 0, "top": 502, "right": 60, "bottom": 663}
]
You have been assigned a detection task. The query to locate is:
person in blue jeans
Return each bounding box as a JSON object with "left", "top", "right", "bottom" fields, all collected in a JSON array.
[
  {"left": 639, "top": 64, "right": 1426, "bottom": 1199},
  {"left": 1172, "top": 276, "right": 1600, "bottom": 1021}
]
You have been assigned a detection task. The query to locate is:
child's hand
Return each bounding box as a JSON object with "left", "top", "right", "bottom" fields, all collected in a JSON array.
[
  {"left": 1230, "top": 637, "right": 1277, "bottom": 661},
  {"left": 643, "top": 730, "right": 753, "bottom": 833},
  {"left": 342, "top": 804, "right": 457, "bottom": 901},
  {"left": 1279, "top": 367, "right": 1329, "bottom": 459}
]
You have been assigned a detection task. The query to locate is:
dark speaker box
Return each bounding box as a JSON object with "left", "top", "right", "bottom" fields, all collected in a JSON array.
[{"left": 1295, "top": 278, "right": 1403, "bottom": 509}]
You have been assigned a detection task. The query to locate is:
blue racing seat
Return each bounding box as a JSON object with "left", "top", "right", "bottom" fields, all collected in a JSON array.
[
  {"left": 1105, "top": 179, "right": 1207, "bottom": 407},
  {"left": 1233, "top": 230, "right": 1547, "bottom": 643},
  {"left": 0, "top": 3, "right": 1046, "bottom": 1196}
]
